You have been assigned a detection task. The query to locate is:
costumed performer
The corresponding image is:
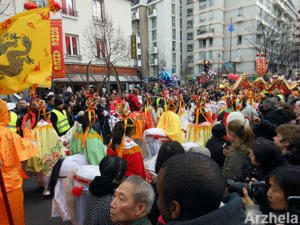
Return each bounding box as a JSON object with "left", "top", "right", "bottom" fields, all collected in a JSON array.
[
  {"left": 157, "top": 99, "right": 184, "bottom": 144},
  {"left": 107, "top": 117, "right": 146, "bottom": 179},
  {"left": 0, "top": 99, "right": 38, "bottom": 225},
  {"left": 185, "top": 97, "right": 213, "bottom": 146},
  {"left": 69, "top": 96, "right": 106, "bottom": 165},
  {"left": 26, "top": 100, "right": 65, "bottom": 196}
]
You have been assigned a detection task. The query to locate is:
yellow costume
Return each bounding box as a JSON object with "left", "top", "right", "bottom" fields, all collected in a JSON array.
[
  {"left": 157, "top": 110, "right": 184, "bottom": 144},
  {"left": 0, "top": 99, "right": 37, "bottom": 225},
  {"left": 26, "top": 120, "right": 65, "bottom": 175}
]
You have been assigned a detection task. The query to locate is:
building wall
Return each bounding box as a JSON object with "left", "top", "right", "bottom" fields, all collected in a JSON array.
[{"left": 187, "top": 0, "right": 298, "bottom": 78}]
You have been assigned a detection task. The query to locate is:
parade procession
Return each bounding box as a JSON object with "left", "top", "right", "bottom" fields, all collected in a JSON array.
[{"left": 1, "top": 0, "right": 300, "bottom": 225}]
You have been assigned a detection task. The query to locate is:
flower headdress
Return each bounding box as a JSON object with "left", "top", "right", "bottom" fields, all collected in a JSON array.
[
  {"left": 37, "top": 100, "right": 50, "bottom": 122},
  {"left": 113, "top": 100, "right": 135, "bottom": 157}
]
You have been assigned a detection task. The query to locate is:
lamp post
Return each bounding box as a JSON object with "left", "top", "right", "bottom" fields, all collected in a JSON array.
[{"left": 217, "top": 53, "right": 221, "bottom": 86}]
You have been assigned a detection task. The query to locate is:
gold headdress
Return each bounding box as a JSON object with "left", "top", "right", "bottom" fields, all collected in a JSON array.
[
  {"left": 82, "top": 93, "right": 98, "bottom": 148},
  {"left": 37, "top": 100, "right": 50, "bottom": 122}
]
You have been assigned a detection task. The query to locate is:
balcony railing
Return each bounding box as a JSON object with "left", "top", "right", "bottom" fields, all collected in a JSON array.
[
  {"left": 150, "top": 47, "right": 158, "bottom": 54},
  {"left": 62, "top": 8, "right": 79, "bottom": 17},
  {"left": 150, "top": 59, "right": 158, "bottom": 65}
]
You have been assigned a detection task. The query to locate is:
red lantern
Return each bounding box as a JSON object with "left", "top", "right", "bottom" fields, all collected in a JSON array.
[
  {"left": 200, "top": 79, "right": 204, "bottom": 83},
  {"left": 234, "top": 74, "right": 239, "bottom": 80},
  {"left": 50, "top": 1, "right": 61, "bottom": 12},
  {"left": 24, "top": 2, "right": 38, "bottom": 10},
  {"left": 229, "top": 73, "right": 234, "bottom": 80}
]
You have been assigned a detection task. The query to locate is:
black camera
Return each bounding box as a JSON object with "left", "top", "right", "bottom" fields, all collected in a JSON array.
[{"left": 227, "top": 179, "right": 269, "bottom": 204}]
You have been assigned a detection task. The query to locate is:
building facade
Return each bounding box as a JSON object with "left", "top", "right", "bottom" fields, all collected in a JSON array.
[
  {"left": 185, "top": 0, "right": 298, "bottom": 78},
  {"left": 0, "top": 0, "right": 139, "bottom": 90},
  {"left": 131, "top": 0, "right": 183, "bottom": 80}
]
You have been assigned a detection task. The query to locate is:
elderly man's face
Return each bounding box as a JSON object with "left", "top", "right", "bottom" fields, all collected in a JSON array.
[{"left": 110, "top": 181, "right": 146, "bottom": 224}]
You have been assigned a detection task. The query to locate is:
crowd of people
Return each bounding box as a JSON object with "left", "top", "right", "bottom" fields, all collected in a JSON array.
[{"left": 1, "top": 80, "right": 300, "bottom": 225}]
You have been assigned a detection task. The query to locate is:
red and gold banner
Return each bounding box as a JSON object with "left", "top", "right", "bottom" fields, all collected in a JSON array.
[
  {"left": 261, "top": 54, "right": 267, "bottom": 75},
  {"left": 51, "top": 19, "right": 65, "bottom": 79},
  {"left": 256, "top": 54, "right": 261, "bottom": 76}
]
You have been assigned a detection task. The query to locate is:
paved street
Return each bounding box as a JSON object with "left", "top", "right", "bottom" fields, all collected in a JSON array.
[{"left": 23, "top": 177, "right": 72, "bottom": 225}]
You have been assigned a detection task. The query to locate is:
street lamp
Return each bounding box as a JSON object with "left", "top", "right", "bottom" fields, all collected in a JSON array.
[{"left": 217, "top": 53, "right": 221, "bottom": 86}]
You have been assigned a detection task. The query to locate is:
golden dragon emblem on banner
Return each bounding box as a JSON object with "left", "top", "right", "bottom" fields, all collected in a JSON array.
[{"left": 0, "top": 32, "right": 34, "bottom": 79}]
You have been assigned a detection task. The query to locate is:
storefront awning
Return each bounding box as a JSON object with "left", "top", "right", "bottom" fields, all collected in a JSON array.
[{"left": 53, "top": 74, "right": 141, "bottom": 83}]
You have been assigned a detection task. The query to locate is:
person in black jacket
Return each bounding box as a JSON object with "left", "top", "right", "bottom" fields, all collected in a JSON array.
[
  {"left": 156, "top": 153, "right": 248, "bottom": 225},
  {"left": 205, "top": 123, "right": 226, "bottom": 168}
]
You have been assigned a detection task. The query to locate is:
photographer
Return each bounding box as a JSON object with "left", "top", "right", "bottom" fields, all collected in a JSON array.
[{"left": 242, "top": 166, "right": 300, "bottom": 225}]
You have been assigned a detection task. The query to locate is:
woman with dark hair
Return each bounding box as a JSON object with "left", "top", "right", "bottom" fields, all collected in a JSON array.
[
  {"left": 247, "top": 137, "right": 284, "bottom": 181},
  {"left": 84, "top": 155, "right": 127, "bottom": 225},
  {"left": 26, "top": 100, "right": 65, "bottom": 196},
  {"left": 107, "top": 118, "right": 146, "bottom": 179},
  {"left": 69, "top": 110, "right": 106, "bottom": 165},
  {"left": 223, "top": 119, "right": 254, "bottom": 181},
  {"left": 243, "top": 166, "right": 300, "bottom": 225}
]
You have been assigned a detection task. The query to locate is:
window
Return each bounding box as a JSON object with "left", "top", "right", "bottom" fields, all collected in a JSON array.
[
  {"left": 187, "top": 32, "right": 193, "bottom": 41},
  {"left": 172, "top": 29, "right": 176, "bottom": 39},
  {"left": 180, "top": 31, "right": 182, "bottom": 41},
  {"left": 238, "top": 35, "right": 242, "bottom": 45},
  {"left": 93, "top": 0, "right": 105, "bottom": 21},
  {"left": 256, "top": 35, "right": 261, "bottom": 44},
  {"left": 187, "top": 8, "right": 193, "bottom": 17},
  {"left": 208, "top": 50, "right": 212, "bottom": 59},
  {"left": 65, "top": 35, "right": 78, "bottom": 55},
  {"left": 62, "top": 0, "right": 77, "bottom": 16},
  {"left": 187, "top": 55, "right": 194, "bottom": 63},
  {"left": 172, "top": 53, "right": 176, "bottom": 64},
  {"left": 172, "top": 41, "right": 176, "bottom": 51},
  {"left": 199, "top": 39, "right": 206, "bottom": 48},
  {"left": 187, "top": 20, "right": 193, "bottom": 29},
  {"left": 96, "top": 39, "right": 105, "bottom": 58},
  {"left": 198, "top": 25, "right": 208, "bottom": 34},
  {"left": 209, "top": 0, "right": 214, "bottom": 6},
  {"left": 187, "top": 44, "right": 193, "bottom": 52},
  {"left": 238, "top": 8, "right": 243, "bottom": 16},
  {"left": 152, "top": 18, "right": 157, "bottom": 29},
  {"left": 172, "top": 16, "right": 176, "bottom": 28},
  {"left": 188, "top": 67, "right": 194, "bottom": 74},
  {"left": 187, "top": 0, "right": 193, "bottom": 4},
  {"left": 180, "top": 18, "right": 182, "bottom": 29},
  {"left": 199, "top": 14, "right": 206, "bottom": 22},
  {"left": 209, "top": 37, "right": 213, "bottom": 46},
  {"left": 172, "top": 65, "right": 176, "bottom": 73},
  {"left": 199, "top": 52, "right": 206, "bottom": 60},
  {"left": 172, "top": 4, "right": 175, "bottom": 15},
  {"left": 152, "top": 30, "right": 157, "bottom": 41},
  {"left": 199, "top": 0, "right": 207, "bottom": 10}
]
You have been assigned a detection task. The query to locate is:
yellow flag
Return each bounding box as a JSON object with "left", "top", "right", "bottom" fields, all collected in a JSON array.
[{"left": 0, "top": 7, "right": 52, "bottom": 95}]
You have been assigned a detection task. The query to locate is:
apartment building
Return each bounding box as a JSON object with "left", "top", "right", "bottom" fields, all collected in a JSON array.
[
  {"left": 186, "top": 0, "right": 298, "bottom": 78},
  {"left": 131, "top": 0, "right": 183, "bottom": 80},
  {"left": 0, "top": 0, "right": 140, "bottom": 89}
]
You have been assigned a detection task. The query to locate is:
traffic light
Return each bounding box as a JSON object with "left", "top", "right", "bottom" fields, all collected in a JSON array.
[{"left": 204, "top": 60, "right": 210, "bottom": 72}]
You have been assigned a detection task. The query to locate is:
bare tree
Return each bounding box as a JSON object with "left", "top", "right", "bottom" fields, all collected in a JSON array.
[
  {"left": 85, "top": 15, "right": 130, "bottom": 94},
  {"left": 247, "top": 21, "right": 297, "bottom": 77},
  {"left": 0, "top": 0, "right": 10, "bottom": 16}
]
